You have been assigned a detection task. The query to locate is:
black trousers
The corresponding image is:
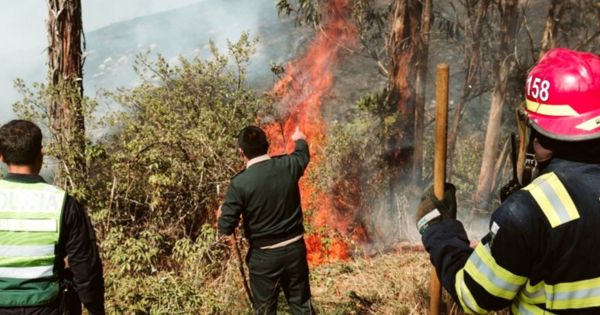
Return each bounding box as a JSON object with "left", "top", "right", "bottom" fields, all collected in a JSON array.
[{"left": 248, "top": 239, "right": 313, "bottom": 315}]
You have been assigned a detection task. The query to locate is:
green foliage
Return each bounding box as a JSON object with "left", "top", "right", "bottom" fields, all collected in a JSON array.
[
  {"left": 94, "top": 34, "right": 266, "bottom": 313},
  {"left": 13, "top": 33, "right": 266, "bottom": 313},
  {"left": 277, "top": 0, "right": 322, "bottom": 26},
  {"left": 313, "top": 91, "right": 411, "bottom": 244},
  {"left": 13, "top": 79, "right": 98, "bottom": 200},
  {"left": 320, "top": 91, "right": 394, "bottom": 193},
  {"left": 102, "top": 225, "right": 251, "bottom": 314},
  {"left": 350, "top": 0, "right": 389, "bottom": 67},
  {"left": 92, "top": 33, "right": 265, "bottom": 239}
]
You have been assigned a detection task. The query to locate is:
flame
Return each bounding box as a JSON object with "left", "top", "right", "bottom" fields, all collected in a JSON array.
[{"left": 264, "top": 0, "right": 364, "bottom": 266}]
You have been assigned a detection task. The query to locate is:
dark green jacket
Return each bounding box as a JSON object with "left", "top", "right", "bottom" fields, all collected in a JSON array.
[{"left": 218, "top": 140, "right": 309, "bottom": 248}]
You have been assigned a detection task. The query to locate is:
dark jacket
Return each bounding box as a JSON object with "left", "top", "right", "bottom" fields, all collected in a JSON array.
[
  {"left": 219, "top": 140, "right": 310, "bottom": 248},
  {"left": 0, "top": 174, "right": 105, "bottom": 315},
  {"left": 423, "top": 158, "right": 600, "bottom": 314}
]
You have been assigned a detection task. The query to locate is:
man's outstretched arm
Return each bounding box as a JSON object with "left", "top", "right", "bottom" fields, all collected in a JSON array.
[{"left": 287, "top": 127, "right": 310, "bottom": 179}]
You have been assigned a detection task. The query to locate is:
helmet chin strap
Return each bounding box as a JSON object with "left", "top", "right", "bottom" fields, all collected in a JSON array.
[{"left": 522, "top": 128, "right": 539, "bottom": 186}]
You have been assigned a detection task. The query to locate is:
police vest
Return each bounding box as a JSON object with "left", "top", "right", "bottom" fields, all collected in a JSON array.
[{"left": 0, "top": 179, "right": 66, "bottom": 307}]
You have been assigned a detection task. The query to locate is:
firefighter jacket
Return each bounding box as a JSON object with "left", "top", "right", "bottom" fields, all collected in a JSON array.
[
  {"left": 0, "top": 174, "right": 105, "bottom": 315},
  {"left": 423, "top": 158, "right": 600, "bottom": 314}
]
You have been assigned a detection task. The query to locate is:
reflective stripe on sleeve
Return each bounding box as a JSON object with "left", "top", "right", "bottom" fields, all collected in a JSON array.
[
  {"left": 464, "top": 243, "right": 527, "bottom": 299},
  {"left": 0, "top": 265, "right": 54, "bottom": 279},
  {"left": 546, "top": 277, "right": 600, "bottom": 309},
  {"left": 523, "top": 172, "right": 579, "bottom": 228},
  {"left": 455, "top": 269, "right": 488, "bottom": 314},
  {"left": 519, "top": 280, "right": 546, "bottom": 304},
  {"left": 0, "top": 245, "right": 54, "bottom": 257},
  {"left": 512, "top": 300, "right": 556, "bottom": 315}
]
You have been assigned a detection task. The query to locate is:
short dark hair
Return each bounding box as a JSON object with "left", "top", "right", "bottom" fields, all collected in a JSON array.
[
  {"left": 536, "top": 131, "right": 600, "bottom": 164},
  {"left": 238, "top": 126, "right": 269, "bottom": 159},
  {"left": 0, "top": 120, "right": 43, "bottom": 165}
]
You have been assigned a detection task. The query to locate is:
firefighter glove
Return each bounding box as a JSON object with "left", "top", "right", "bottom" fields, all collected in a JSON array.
[{"left": 415, "top": 183, "right": 457, "bottom": 235}]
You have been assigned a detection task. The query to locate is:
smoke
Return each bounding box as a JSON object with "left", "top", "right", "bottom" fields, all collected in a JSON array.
[
  {"left": 0, "top": 0, "right": 285, "bottom": 123},
  {"left": 84, "top": 0, "right": 293, "bottom": 99}
]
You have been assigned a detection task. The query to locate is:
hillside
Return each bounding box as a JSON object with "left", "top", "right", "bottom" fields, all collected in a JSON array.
[{"left": 83, "top": 0, "right": 310, "bottom": 93}]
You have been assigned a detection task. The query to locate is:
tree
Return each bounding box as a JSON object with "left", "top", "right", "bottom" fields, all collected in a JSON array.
[
  {"left": 447, "top": 0, "right": 491, "bottom": 180},
  {"left": 47, "top": 0, "right": 87, "bottom": 197},
  {"left": 97, "top": 36, "right": 265, "bottom": 238},
  {"left": 385, "top": 0, "right": 432, "bottom": 182},
  {"left": 474, "top": 0, "right": 520, "bottom": 209},
  {"left": 538, "top": 0, "right": 569, "bottom": 58},
  {"left": 278, "top": 0, "right": 432, "bottom": 183}
]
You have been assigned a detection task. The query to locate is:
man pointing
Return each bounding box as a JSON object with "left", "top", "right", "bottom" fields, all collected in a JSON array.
[{"left": 218, "top": 125, "right": 313, "bottom": 315}]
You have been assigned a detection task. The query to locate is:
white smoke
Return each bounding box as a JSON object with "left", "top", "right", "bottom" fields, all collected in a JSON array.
[{"left": 0, "top": 0, "right": 258, "bottom": 123}]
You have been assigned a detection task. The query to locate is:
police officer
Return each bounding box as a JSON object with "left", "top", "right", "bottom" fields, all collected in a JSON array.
[
  {"left": 218, "top": 125, "right": 313, "bottom": 315},
  {"left": 0, "top": 120, "right": 105, "bottom": 314},
  {"left": 415, "top": 48, "right": 600, "bottom": 314}
]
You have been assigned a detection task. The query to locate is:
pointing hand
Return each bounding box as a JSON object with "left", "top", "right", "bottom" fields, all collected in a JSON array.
[{"left": 291, "top": 126, "right": 306, "bottom": 141}]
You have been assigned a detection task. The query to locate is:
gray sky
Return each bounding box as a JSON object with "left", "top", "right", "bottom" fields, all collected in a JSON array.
[{"left": 0, "top": 0, "right": 204, "bottom": 121}]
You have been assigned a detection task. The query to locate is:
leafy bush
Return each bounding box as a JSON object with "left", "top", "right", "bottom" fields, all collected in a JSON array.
[
  {"left": 92, "top": 33, "right": 266, "bottom": 240},
  {"left": 14, "top": 34, "right": 267, "bottom": 313}
]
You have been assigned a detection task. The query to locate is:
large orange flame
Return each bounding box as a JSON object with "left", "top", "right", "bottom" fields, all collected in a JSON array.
[{"left": 264, "top": 0, "right": 362, "bottom": 266}]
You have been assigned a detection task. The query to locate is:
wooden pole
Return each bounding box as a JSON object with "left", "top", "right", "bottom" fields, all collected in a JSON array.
[
  {"left": 431, "top": 63, "right": 449, "bottom": 315},
  {"left": 232, "top": 230, "right": 253, "bottom": 307}
]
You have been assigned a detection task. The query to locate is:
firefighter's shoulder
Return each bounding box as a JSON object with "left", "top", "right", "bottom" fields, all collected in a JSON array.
[
  {"left": 230, "top": 169, "right": 245, "bottom": 180},
  {"left": 270, "top": 154, "right": 286, "bottom": 159},
  {"left": 494, "top": 189, "right": 543, "bottom": 231}
]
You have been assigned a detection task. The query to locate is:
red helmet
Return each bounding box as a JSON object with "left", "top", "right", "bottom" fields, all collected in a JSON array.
[{"left": 525, "top": 48, "right": 600, "bottom": 141}]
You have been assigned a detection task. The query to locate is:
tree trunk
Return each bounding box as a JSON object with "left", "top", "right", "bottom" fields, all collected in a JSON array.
[
  {"left": 412, "top": 0, "right": 432, "bottom": 183},
  {"left": 474, "top": 0, "right": 519, "bottom": 210},
  {"left": 47, "top": 0, "right": 87, "bottom": 196},
  {"left": 447, "top": 0, "right": 490, "bottom": 180},
  {"left": 385, "top": 0, "right": 423, "bottom": 180},
  {"left": 539, "top": 0, "right": 568, "bottom": 58}
]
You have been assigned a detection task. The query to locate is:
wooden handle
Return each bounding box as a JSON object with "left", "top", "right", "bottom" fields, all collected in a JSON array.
[
  {"left": 434, "top": 64, "right": 449, "bottom": 200},
  {"left": 430, "top": 63, "right": 449, "bottom": 315}
]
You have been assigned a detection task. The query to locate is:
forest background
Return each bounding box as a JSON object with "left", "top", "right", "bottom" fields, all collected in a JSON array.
[{"left": 3, "top": 0, "right": 600, "bottom": 314}]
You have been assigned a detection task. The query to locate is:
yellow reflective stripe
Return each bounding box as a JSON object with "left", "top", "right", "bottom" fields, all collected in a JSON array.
[
  {"left": 464, "top": 243, "right": 527, "bottom": 299},
  {"left": 547, "top": 277, "right": 600, "bottom": 309},
  {"left": 0, "top": 219, "right": 57, "bottom": 232},
  {"left": 512, "top": 299, "right": 556, "bottom": 315},
  {"left": 519, "top": 280, "right": 545, "bottom": 304},
  {"left": 455, "top": 269, "right": 488, "bottom": 314},
  {"left": 523, "top": 172, "right": 579, "bottom": 228},
  {"left": 526, "top": 99, "right": 578, "bottom": 116},
  {"left": 575, "top": 115, "right": 600, "bottom": 131}
]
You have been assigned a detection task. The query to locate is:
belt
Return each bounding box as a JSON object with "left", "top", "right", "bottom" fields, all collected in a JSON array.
[{"left": 259, "top": 234, "right": 303, "bottom": 249}]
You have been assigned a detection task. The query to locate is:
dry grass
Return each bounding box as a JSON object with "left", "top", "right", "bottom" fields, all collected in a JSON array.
[
  {"left": 308, "top": 251, "right": 431, "bottom": 314},
  {"left": 305, "top": 250, "right": 510, "bottom": 315}
]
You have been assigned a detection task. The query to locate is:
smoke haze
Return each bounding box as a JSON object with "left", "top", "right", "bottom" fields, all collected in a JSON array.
[{"left": 1, "top": 0, "right": 284, "bottom": 123}]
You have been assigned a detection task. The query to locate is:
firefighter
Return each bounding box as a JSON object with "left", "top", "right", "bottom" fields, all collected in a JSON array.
[
  {"left": 415, "top": 48, "right": 600, "bottom": 314},
  {"left": 218, "top": 126, "right": 313, "bottom": 315},
  {"left": 0, "top": 120, "right": 105, "bottom": 315}
]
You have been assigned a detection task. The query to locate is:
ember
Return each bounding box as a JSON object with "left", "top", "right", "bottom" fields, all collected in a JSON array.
[{"left": 264, "top": 0, "right": 363, "bottom": 266}]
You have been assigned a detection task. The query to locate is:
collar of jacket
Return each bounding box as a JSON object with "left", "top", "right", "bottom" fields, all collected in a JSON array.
[
  {"left": 541, "top": 158, "right": 598, "bottom": 175},
  {"left": 3, "top": 173, "right": 46, "bottom": 183},
  {"left": 246, "top": 154, "right": 271, "bottom": 169}
]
